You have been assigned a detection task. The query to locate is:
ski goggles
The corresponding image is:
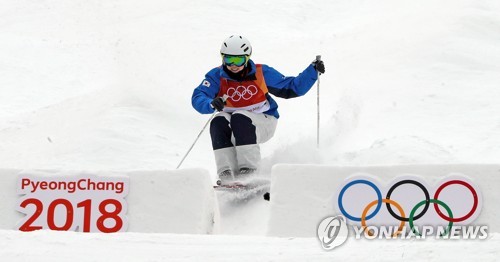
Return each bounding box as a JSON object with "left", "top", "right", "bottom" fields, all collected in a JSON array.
[{"left": 222, "top": 55, "right": 248, "bottom": 67}]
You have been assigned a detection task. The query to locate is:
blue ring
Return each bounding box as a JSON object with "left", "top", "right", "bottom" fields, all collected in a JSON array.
[{"left": 338, "top": 179, "right": 382, "bottom": 221}]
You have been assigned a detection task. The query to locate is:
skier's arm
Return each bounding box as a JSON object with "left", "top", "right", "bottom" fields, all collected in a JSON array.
[
  {"left": 262, "top": 63, "right": 318, "bottom": 99},
  {"left": 192, "top": 69, "right": 221, "bottom": 114}
]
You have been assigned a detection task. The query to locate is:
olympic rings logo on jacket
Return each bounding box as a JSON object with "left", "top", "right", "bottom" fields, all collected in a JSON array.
[
  {"left": 227, "top": 85, "right": 259, "bottom": 102},
  {"left": 335, "top": 175, "right": 482, "bottom": 236}
]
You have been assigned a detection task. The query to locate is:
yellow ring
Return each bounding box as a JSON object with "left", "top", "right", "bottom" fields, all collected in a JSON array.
[{"left": 361, "top": 199, "right": 406, "bottom": 237}]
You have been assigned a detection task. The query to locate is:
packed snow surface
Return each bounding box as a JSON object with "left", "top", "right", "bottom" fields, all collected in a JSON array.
[{"left": 1, "top": 0, "right": 499, "bottom": 261}]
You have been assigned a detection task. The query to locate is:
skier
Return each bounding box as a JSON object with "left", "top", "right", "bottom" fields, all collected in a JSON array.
[{"left": 191, "top": 35, "right": 325, "bottom": 185}]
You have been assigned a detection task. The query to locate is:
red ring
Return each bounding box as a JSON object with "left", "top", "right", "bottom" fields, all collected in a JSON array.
[{"left": 433, "top": 180, "right": 478, "bottom": 222}]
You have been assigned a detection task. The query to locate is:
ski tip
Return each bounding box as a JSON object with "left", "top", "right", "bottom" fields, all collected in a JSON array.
[{"left": 213, "top": 183, "right": 247, "bottom": 190}]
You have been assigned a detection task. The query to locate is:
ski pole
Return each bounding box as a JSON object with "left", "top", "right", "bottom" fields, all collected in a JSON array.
[
  {"left": 316, "top": 55, "right": 321, "bottom": 148},
  {"left": 176, "top": 95, "right": 228, "bottom": 169}
]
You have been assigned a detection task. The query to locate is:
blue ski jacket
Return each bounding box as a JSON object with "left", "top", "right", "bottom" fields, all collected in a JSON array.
[{"left": 191, "top": 60, "right": 318, "bottom": 119}]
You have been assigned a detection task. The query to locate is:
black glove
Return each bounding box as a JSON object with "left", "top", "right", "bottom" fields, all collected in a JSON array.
[
  {"left": 312, "top": 59, "right": 325, "bottom": 74},
  {"left": 210, "top": 97, "right": 225, "bottom": 112}
]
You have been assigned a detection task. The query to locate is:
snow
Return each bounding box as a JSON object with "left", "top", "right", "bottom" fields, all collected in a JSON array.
[
  {"left": 1, "top": 0, "right": 500, "bottom": 261},
  {"left": 1, "top": 230, "right": 499, "bottom": 262}
]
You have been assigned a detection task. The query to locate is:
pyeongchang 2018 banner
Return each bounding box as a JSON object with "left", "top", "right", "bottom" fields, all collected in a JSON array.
[{"left": 16, "top": 172, "right": 129, "bottom": 233}]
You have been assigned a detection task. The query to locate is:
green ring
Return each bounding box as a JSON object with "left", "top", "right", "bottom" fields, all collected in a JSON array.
[{"left": 409, "top": 199, "right": 453, "bottom": 237}]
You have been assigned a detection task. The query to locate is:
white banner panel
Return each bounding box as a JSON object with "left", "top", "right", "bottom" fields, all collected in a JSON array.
[{"left": 267, "top": 164, "right": 500, "bottom": 237}]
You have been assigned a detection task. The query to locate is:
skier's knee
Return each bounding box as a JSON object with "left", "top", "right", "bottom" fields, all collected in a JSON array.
[
  {"left": 211, "top": 115, "right": 230, "bottom": 131},
  {"left": 210, "top": 116, "right": 233, "bottom": 149},
  {"left": 231, "top": 113, "right": 256, "bottom": 145}
]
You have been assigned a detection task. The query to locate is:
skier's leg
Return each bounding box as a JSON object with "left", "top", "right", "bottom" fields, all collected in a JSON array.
[
  {"left": 213, "top": 147, "right": 237, "bottom": 181},
  {"left": 231, "top": 111, "right": 278, "bottom": 174},
  {"left": 210, "top": 112, "right": 237, "bottom": 178}
]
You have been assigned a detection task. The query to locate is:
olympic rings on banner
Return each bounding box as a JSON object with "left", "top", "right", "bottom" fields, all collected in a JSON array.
[
  {"left": 337, "top": 177, "right": 480, "bottom": 228},
  {"left": 409, "top": 199, "right": 453, "bottom": 236},
  {"left": 338, "top": 180, "right": 382, "bottom": 221},
  {"left": 386, "top": 180, "right": 430, "bottom": 222},
  {"left": 434, "top": 180, "right": 478, "bottom": 222},
  {"left": 361, "top": 199, "right": 406, "bottom": 237}
]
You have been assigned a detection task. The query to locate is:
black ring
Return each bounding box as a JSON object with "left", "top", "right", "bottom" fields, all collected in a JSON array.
[{"left": 386, "top": 180, "right": 430, "bottom": 222}]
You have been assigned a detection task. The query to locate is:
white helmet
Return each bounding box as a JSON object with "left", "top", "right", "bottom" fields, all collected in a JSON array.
[{"left": 220, "top": 35, "right": 252, "bottom": 56}]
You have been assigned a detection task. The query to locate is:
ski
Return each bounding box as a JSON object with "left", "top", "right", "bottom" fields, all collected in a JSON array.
[{"left": 214, "top": 177, "right": 270, "bottom": 202}]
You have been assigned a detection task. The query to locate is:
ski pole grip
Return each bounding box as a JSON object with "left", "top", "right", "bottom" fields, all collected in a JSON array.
[{"left": 316, "top": 55, "right": 321, "bottom": 62}]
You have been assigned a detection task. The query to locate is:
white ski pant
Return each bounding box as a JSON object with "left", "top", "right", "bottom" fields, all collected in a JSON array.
[{"left": 210, "top": 110, "right": 277, "bottom": 175}]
